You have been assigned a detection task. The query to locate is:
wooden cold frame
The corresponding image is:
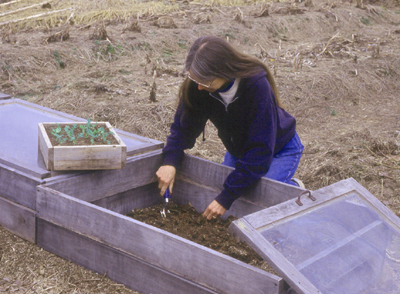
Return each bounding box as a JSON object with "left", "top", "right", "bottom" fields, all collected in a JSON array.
[
  {"left": 0, "top": 92, "right": 11, "bottom": 100},
  {"left": 229, "top": 178, "right": 400, "bottom": 294},
  {"left": 36, "top": 149, "right": 305, "bottom": 294},
  {"left": 0, "top": 98, "right": 163, "bottom": 242},
  {"left": 0, "top": 98, "right": 163, "bottom": 178},
  {"left": 0, "top": 195, "right": 36, "bottom": 242},
  {"left": 0, "top": 161, "right": 75, "bottom": 242}
]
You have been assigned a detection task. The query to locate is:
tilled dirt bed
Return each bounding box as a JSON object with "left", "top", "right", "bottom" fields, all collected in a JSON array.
[{"left": 127, "top": 202, "right": 276, "bottom": 274}]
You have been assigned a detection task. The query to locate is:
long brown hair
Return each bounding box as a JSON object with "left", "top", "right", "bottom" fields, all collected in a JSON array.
[{"left": 182, "top": 36, "right": 282, "bottom": 108}]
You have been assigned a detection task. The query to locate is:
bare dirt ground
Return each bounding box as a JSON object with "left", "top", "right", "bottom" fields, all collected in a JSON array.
[{"left": 1, "top": 0, "right": 400, "bottom": 292}]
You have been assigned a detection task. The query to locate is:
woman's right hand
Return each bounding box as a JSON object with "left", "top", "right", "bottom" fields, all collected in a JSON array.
[{"left": 156, "top": 165, "right": 176, "bottom": 196}]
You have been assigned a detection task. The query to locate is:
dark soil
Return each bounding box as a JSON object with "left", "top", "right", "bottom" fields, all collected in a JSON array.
[
  {"left": 127, "top": 202, "right": 276, "bottom": 273},
  {"left": 44, "top": 123, "right": 119, "bottom": 146}
]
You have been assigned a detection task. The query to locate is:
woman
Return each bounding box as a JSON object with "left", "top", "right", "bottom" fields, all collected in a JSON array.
[{"left": 156, "top": 36, "right": 304, "bottom": 220}]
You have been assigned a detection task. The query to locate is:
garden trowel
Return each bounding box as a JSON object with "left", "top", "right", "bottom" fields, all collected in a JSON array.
[{"left": 160, "top": 187, "right": 171, "bottom": 218}]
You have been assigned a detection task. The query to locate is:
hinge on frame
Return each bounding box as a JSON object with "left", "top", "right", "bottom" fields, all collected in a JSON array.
[{"left": 295, "top": 190, "right": 316, "bottom": 206}]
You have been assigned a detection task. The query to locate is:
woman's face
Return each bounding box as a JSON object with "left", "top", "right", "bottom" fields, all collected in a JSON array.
[{"left": 188, "top": 71, "right": 228, "bottom": 92}]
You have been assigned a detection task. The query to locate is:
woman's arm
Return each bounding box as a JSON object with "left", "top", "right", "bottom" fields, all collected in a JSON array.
[
  {"left": 215, "top": 78, "right": 280, "bottom": 210},
  {"left": 157, "top": 85, "right": 208, "bottom": 196}
]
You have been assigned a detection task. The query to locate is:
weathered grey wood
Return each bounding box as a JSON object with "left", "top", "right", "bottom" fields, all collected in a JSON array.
[
  {"left": 91, "top": 182, "right": 162, "bottom": 215},
  {"left": 0, "top": 162, "right": 43, "bottom": 209},
  {"left": 0, "top": 99, "right": 163, "bottom": 177},
  {"left": 45, "top": 151, "right": 302, "bottom": 213},
  {"left": 347, "top": 178, "right": 400, "bottom": 228},
  {"left": 180, "top": 155, "right": 303, "bottom": 208},
  {"left": 37, "top": 186, "right": 283, "bottom": 294},
  {"left": 37, "top": 219, "right": 218, "bottom": 294},
  {"left": 0, "top": 153, "right": 50, "bottom": 179},
  {"left": 38, "top": 123, "right": 53, "bottom": 171},
  {"left": 173, "top": 176, "right": 268, "bottom": 219},
  {"left": 38, "top": 122, "right": 127, "bottom": 171},
  {"left": 44, "top": 150, "right": 163, "bottom": 202},
  {"left": 91, "top": 176, "right": 266, "bottom": 221},
  {"left": 229, "top": 219, "right": 320, "bottom": 294},
  {"left": 243, "top": 179, "right": 355, "bottom": 229},
  {"left": 0, "top": 195, "right": 36, "bottom": 242},
  {"left": 230, "top": 178, "right": 400, "bottom": 294},
  {"left": 113, "top": 127, "right": 163, "bottom": 156},
  {"left": 0, "top": 93, "right": 11, "bottom": 100}
]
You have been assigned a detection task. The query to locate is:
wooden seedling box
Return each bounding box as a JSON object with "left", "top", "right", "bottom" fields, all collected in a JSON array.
[
  {"left": 37, "top": 149, "right": 305, "bottom": 294},
  {"left": 38, "top": 122, "right": 127, "bottom": 171}
]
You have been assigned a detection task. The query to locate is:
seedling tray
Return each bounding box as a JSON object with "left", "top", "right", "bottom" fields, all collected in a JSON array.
[{"left": 38, "top": 122, "right": 127, "bottom": 171}]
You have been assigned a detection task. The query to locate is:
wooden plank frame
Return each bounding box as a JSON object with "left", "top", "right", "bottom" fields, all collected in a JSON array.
[
  {"left": 0, "top": 162, "right": 43, "bottom": 209},
  {"left": 0, "top": 160, "right": 81, "bottom": 241},
  {"left": 0, "top": 92, "right": 11, "bottom": 100},
  {"left": 229, "top": 178, "right": 400, "bottom": 294},
  {"left": 46, "top": 150, "right": 304, "bottom": 217},
  {"left": 37, "top": 219, "right": 219, "bottom": 294},
  {"left": 0, "top": 195, "right": 36, "bottom": 242},
  {"left": 0, "top": 98, "right": 162, "bottom": 242},
  {"left": 36, "top": 150, "right": 305, "bottom": 294},
  {"left": 36, "top": 186, "right": 284, "bottom": 294}
]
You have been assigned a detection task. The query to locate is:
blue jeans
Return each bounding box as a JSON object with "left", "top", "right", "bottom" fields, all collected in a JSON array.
[{"left": 222, "top": 132, "right": 304, "bottom": 186}]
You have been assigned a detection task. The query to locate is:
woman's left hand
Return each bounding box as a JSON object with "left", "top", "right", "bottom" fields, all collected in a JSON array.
[{"left": 203, "top": 200, "right": 227, "bottom": 220}]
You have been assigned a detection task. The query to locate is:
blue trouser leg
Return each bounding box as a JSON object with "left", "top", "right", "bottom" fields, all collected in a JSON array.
[{"left": 222, "top": 132, "right": 304, "bottom": 186}]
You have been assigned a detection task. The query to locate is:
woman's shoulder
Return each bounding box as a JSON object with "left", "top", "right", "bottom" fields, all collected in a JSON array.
[{"left": 239, "top": 71, "right": 271, "bottom": 93}]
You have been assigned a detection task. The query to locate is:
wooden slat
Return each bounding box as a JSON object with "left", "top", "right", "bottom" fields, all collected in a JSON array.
[
  {"left": 0, "top": 195, "right": 36, "bottom": 242},
  {"left": 91, "top": 182, "right": 162, "bottom": 215},
  {"left": 37, "top": 186, "right": 283, "bottom": 294},
  {"left": 173, "top": 177, "right": 268, "bottom": 219},
  {"left": 46, "top": 151, "right": 302, "bottom": 210},
  {"left": 347, "top": 178, "right": 400, "bottom": 228},
  {"left": 0, "top": 152, "right": 50, "bottom": 179},
  {"left": 44, "top": 150, "right": 163, "bottom": 202},
  {"left": 38, "top": 123, "right": 53, "bottom": 170},
  {"left": 91, "top": 176, "right": 265, "bottom": 221},
  {"left": 0, "top": 162, "right": 43, "bottom": 209},
  {"left": 0, "top": 93, "right": 12, "bottom": 100},
  {"left": 53, "top": 145, "right": 126, "bottom": 170},
  {"left": 180, "top": 155, "right": 303, "bottom": 208},
  {"left": 114, "top": 127, "right": 164, "bottom": 155},
  {"left": 243, "top": 179, "right": 356, "bottom": 229},
  {"left": 37, "top": 219, "right": 218, "bottom": 294}
]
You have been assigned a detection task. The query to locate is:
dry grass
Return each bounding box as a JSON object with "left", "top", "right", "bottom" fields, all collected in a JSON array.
[
  {"left": 0, "top": 0, "right": 274, "bottom": 31},
  {"left": 0, "top": 227, "right": 141, "bottom": 293},
  {"left": 0, "top": 0, "right": 400, "bottom": 292}
]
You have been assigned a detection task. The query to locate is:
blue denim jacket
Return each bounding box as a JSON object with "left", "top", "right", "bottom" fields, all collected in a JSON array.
[{"left": 162, "top": 71, "right": 296, "bottom": 209}]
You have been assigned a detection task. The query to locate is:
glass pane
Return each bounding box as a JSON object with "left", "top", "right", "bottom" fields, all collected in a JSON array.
[
  {"left": 0, "top": 103, "right": 153, "bottom": 169},
  {"left": 259, "top": 192, "right": 400, "bottom": 294}
]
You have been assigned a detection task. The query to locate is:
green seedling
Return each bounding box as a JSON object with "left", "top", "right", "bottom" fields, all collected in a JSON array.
[
  {"left": 51, "top": 123, "right": 67, "bottom": 144},
  {"left": 50, "top": 119, "right": 114, "bottom": 145},
  {"left": 79, "top": 119, "right": 114, "bottom": 145},
  {"left": 64, "top": 124, "right": 78, "bottom": 144}
]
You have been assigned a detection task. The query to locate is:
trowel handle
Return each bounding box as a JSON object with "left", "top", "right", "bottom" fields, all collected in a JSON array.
[{"left": 164, "top": 187, "right": 171, "bottom": 199}]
